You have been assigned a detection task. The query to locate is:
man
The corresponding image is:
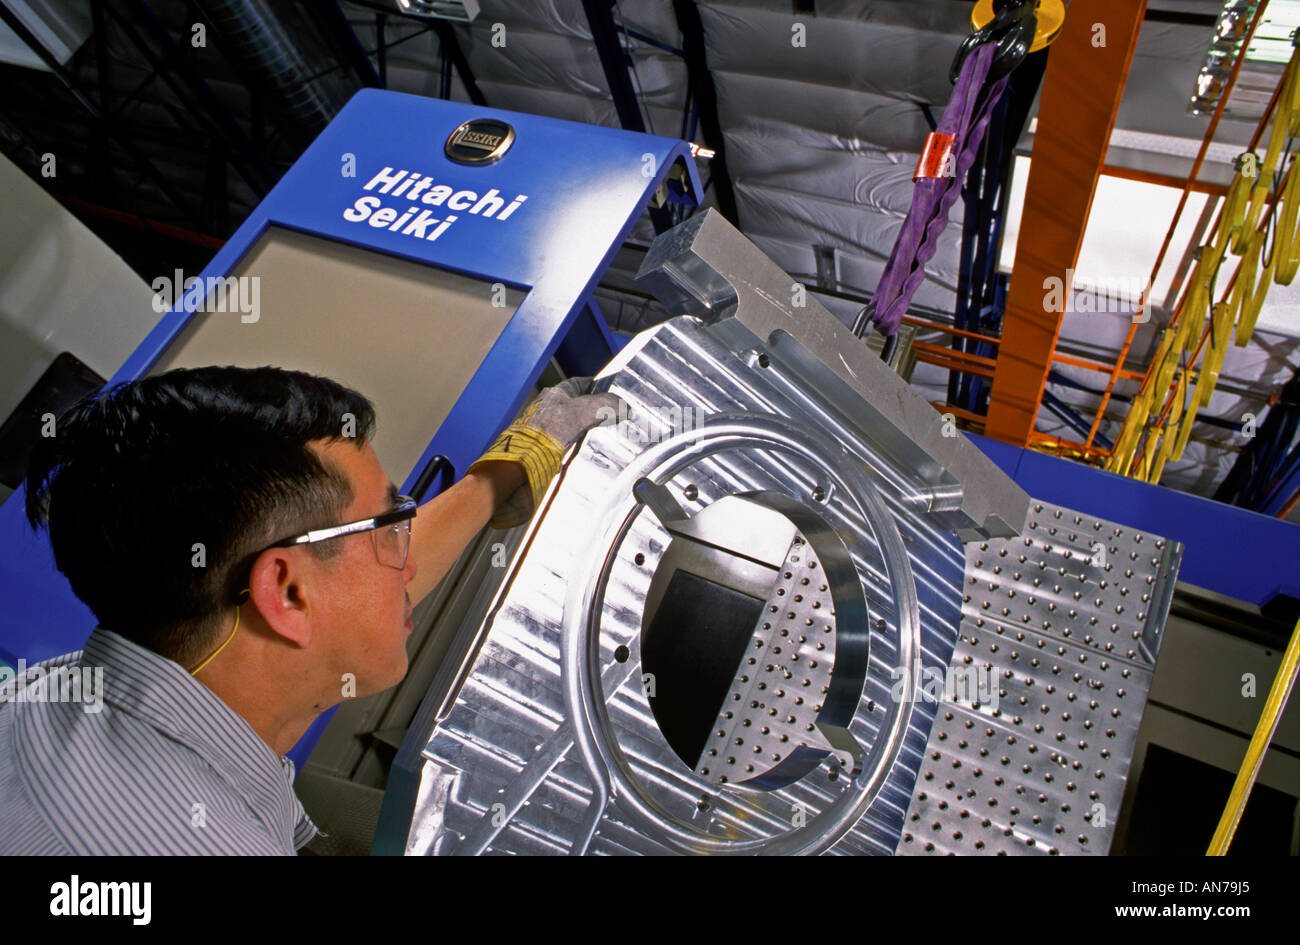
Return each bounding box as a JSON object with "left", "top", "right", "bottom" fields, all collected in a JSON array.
[{"left": 0, "top": 365, "right": 616, "bottom": 854}]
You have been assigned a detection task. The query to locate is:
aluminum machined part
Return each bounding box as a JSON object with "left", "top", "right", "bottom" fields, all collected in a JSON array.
[
  {"left": 900, "top": 502, "right": 1184, "bottom": 855},
  {"left": 635, "top": 208, "right": 1028, "bottom": 542},
  {"left": 399, "top": 314, "right": 972, "bottom": 855},
  {"left": 561, "top": 415, "right": 920, "bottom": 854},
  {"left": 387, "top": 210, "right": 1183, "bottom": 856}
]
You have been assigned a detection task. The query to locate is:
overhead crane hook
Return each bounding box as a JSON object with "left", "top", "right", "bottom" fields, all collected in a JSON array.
[{"left": 951, "top": 0, "right": 1067, "bottom": 85}]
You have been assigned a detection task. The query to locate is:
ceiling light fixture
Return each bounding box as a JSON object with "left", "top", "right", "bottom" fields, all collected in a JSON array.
[
  {"left": 1190, "top": 1, "right": 1300, "bottom": 116},
  {"left": 1190, "top": 1, "right": 1259, "bottom": 115},
  {"left": 396, "top": 0, "right": 481, "bottom": 22}
]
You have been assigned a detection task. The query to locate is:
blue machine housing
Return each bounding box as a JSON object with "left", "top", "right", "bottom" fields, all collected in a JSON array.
[
  {"left": 969, "top": 433, "right": 1300, "bottom": 608},
  {"left": 0, "top": 89, "right": 703, "bottom": 764}
]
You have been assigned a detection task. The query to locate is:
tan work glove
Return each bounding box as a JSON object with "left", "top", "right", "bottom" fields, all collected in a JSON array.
[{"left": 468, "top": 377, "right": 621, "bottom": 529}]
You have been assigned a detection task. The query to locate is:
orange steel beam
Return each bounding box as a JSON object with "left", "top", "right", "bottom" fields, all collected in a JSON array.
[
  {"left": 912, "top": 340, "right": 997, "bottom": 379},
  {"left": 912, "top": 340, "right": 998, "bottom": 370},
  {"left": 907, "top": 316, "right": 1146, "bottom": 382},
  {"left": 914, "top": 357, "right": 995, "bottom": 380},
  {"left": 984, "top": 0, "right": 1148, "bottom": 445},
  {"left": 1028, "top": 431, "right": 1112, "bottom": 459},
  {"left": 1051, "top": 351, "right": 1144, "bottom": 381},
  {"left": 930, "top": 402, "right": 988, "bottom": 427},
  {"left": 900, "top": 314, "right": 1001, "bottom": 346}
]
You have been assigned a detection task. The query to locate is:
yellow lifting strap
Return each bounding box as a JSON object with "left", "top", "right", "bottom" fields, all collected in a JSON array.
[
  {"left": 1274, "top": 151, "right": 1300, "bottom": 284},
  {"left": 1107, "top": 388, "right": 1152, "bottom": 476},
  {"left": 1208, "top": 616, "right": 1300, "bottom": 855},
  {"left": 1151, "top": 330, "right": 1180, "bottom": 403},
  {"left": 1221, "top": 169, "right": 1251, "bottom": 250},
  {"left": 1166, "top": 366, "right": 1196, "bottom": 468},
  {"left": 1235, "top": 237, "right": 1275, "bottom": 345},
  {"left": 1041, "top": 37, "right": 1300, "bottom": 476},
  {"left": 972, "top": 0, "right": 1066, "bottom": 53},
  {"left": 1234, "top": 54, "right": 1300, "bottom": 255},
  {"left": 1148, "top": 371, "right": 1188, "bottom": 483},
  {"left": 1100, "top": 46, "right": 1300, "bottom": 483}
]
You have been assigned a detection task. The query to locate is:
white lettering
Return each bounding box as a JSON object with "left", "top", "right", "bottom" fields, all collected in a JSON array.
[
  {"left": 49, "top": 875, "right": 151, "bottom": 926},
  {"left": 363, "top": 166, "right": 407, "bottom": 193},
  {"left": 497, "top": 194, "right": 527, "bottom": 220},
  {"left": 421, "top": 184, "right": 453, "bottom": 206},
  {"left": 344, "top": 195, "right": 381, "bottom": 222}
]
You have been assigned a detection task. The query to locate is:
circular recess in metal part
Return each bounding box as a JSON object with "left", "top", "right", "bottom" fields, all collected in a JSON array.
[
  {"left": 637, "top": 494, "right": 868, "bottom": 792},
  {"left": 559, "top": 413, "right": 921, "bottom": 856}
]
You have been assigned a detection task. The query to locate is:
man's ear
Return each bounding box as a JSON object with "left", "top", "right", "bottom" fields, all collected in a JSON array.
[{"left": 247, "top": 548, "right": 313, "bottom": 648}]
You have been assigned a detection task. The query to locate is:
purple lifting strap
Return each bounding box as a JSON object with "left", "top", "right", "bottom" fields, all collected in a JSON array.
[{"left": 870, "top": 42, "right": 1011, "bottom": 336}]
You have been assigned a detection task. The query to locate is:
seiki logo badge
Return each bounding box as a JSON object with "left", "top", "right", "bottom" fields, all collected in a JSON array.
[{"left": 445, "top": 119, "right": 514, "bottom": 165}]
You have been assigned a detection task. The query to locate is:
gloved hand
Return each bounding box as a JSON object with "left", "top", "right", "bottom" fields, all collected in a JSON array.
[{"left": 469, "top": 377, "right": 621, "bottom": 529}]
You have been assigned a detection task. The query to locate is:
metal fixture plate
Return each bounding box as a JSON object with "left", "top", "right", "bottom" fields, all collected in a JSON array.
[
  {"left": 398, "top": 314, "right": 972, "bottom": 855},
  {"left": 381, "top": 211, "right": 1184, "bottom": 856},
  {"left": 899, "top": 501, "right": 1183, "bottom": 855},
  {"left": 696, "top": 535, "right": 840, "bottom": 788}
]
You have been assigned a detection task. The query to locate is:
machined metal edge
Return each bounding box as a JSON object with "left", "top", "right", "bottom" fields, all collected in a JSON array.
[{"left": 635, "top": 209, "right": 1029, "bottom": 540}]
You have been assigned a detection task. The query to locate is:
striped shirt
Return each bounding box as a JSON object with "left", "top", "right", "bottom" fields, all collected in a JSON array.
[{"left": 0, "top": 628, "right": 319, "bottom": 855}]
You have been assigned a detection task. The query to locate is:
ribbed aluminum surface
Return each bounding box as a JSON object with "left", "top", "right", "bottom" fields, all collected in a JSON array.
[
  {"left": 393, "top": 314, "right": 1182, "bottom": 855},
  {"left": 402, "top": 315, "right": 969, "bottom": 855}
]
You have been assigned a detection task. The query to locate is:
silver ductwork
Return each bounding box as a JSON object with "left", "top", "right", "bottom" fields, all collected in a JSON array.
[{"left": 196, "top": 0, "right": 353, "bottom": 144}]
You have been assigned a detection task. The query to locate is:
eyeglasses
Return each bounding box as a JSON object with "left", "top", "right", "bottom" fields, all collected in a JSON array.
[{"left": 269, "top": 495, "right": 417, "bottom": 570}]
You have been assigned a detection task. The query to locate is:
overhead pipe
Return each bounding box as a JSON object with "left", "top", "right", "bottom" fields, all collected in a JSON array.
[{"left": 194, "top": 0, "right": 355, "bottom": 148}]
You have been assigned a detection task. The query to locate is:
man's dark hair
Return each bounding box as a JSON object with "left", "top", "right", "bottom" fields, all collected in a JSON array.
[{"left": 25, "top": 365, "right": 377, "bottom": 665}]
